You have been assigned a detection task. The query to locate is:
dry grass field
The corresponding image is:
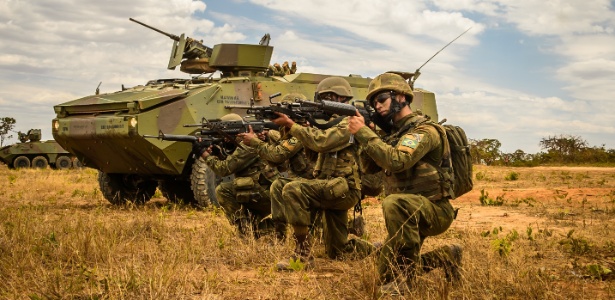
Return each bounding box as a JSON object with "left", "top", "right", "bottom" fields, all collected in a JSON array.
[{"left": 1, "top": 164, "right": 614, "bottom": 299}]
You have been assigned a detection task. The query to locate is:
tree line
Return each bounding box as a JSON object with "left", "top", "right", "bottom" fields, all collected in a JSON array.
[{"left": 471, "top": 135, "right": 615, "bottom": 166}]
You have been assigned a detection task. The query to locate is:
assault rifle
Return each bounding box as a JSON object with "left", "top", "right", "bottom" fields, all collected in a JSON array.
[
  {"left": 297, "top": 99, "right": 375, "bottom": 128},
  {"left": 226, "top": 93, "right": 374, "bottom": 130},
  {"left": 225, "top": 92, "right": 325, "bottom": 124},
  {"left": 143, "top": 118, "right": 279, "bottom": 158},
  {"left": 143, "top": 131, "right": 228, "bottom": 158}
]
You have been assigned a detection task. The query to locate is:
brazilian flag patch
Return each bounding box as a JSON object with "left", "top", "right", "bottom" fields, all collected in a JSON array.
[{"left": 401, "top": 137, "right": 419, "bottom": 149}]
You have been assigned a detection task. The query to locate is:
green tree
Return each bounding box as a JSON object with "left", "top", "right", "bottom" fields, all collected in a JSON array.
[
  {"left": 471, "top": 138, "right": 502, "bottom": 165},
  {"left": 0, "top": 117, "right": 16, "bottom": 147},
  {"left": 539, "top": 134, "right": 587, "bottom": 163}
]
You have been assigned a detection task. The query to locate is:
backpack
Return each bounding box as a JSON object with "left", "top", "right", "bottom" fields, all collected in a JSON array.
[
  {"left": 388, "top": 116, "right": 473, "bottom": 199},
  {"left": 440, "top": 123, "right": 473, "bottom": 198}
]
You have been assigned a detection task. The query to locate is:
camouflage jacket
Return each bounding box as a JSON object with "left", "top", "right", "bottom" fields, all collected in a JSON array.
[
  {"left": 355, "top": 113, "right": 451, "bottom": 201},
  {"left": 289, "top": 117, "right": 360, "bottom": 189},
  {"left": 204, "top": 142, "right": 278, "bottom": 184},
  {"left": 248, "top": 129, "right": 315, "bottom": 179}
]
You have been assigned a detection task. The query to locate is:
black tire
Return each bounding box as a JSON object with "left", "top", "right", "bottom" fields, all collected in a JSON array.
[
  {"left": 97, "top": 172, "right": 157, "bottom": 205},
  {"left": 158, "top": 178, "right": 195, "bottom": 204},
  {"left": 13, "top": 156, "right": 30, "bottom": 168},
  {"left": 55, "top": 156, "right": 72, "bottom": 170},
  {"left": 32, "top": 156, "right": 49, "bottom": 169},
  {"left": 190, "top": 157, "right": 219, "bottom": 207}
]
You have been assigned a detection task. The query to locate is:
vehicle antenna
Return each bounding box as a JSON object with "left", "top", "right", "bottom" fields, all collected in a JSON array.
[{"left": 411, "top": 27, "right": 472, "bottom": 87}]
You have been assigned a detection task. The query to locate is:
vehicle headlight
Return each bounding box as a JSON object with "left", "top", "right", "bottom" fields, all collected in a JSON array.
[{"left": 130, "top": 117, "right": 137, "bottom": 128}]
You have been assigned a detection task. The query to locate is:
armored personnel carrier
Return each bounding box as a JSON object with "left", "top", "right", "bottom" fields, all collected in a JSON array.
[
  {"left": 52, "top": 19, "right": 438, "bottom": 206},
  {"left": 0, "top": 129, "right": 80, "bottom": 169}
]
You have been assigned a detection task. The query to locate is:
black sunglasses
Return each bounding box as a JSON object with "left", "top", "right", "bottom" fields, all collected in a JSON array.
[{"left": 370, "top": 91, "right": 392, "bottom": 106}]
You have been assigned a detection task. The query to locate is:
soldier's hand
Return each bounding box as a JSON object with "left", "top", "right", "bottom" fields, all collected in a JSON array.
[
  {"left": 271, "top": 112, "right": 295, "bottom": 128},
  {"left": 238, "top": 125, "right": 256, "bottom": 144},
  {"left": 348, "top": 110, "right": 365, "bottom": 134},
  {"left": 200, "top": 146, "right": 213, "bottom": 158},
  {"left": 192, "top": 138, "right": 212, "bottom": 158}
]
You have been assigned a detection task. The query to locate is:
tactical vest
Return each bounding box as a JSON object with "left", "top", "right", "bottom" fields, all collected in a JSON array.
[
  {"left": 313, "top": 146, "right": 361, "bottom": 190},
  {"left": 383, "top": 115, "right": 454, "bottom": 201},
  {"left": 235, "top": 149, "right": 280, "bottom": 185},
  {"left": 288, "top": 147, "right": 316, "bottom": 179}
]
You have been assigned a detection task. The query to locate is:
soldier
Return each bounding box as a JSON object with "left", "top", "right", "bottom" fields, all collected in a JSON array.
[
  {"left": 270, "top": 77, "right": 375, "bottom": 271},
  {"left": 194, "top": 113, "right": 279, "bottom": 239},
  {"left": 238, "top": 92, "right": 318, "bottom": 242},
  {"left": 348, "top": 73, "right": 462, "bottom": 294}
]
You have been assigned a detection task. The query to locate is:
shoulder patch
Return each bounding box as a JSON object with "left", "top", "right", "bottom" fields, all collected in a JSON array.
[
  {"left": 397, "top": 133, "right": 423, "bottom": 153},
  {"left": 282, "top": 137, "right": 298, "bottom": 151}
]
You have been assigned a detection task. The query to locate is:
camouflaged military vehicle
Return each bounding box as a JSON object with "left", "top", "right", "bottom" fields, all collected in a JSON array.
[
  {"left": 0, "top": 129, "right": 80, "bottom": 169},
  {"left": 52, "top": 18, "right": 438, "bottom": 206}
]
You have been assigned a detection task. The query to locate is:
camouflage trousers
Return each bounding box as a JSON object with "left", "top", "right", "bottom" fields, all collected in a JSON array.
[
  {"left": 270, "top": 177, "right": 375, "bottom": 259},
  {"left": 378, "top": 194, "right": 455, "bottom": 283},
  {"left": 216, "top": 180, "right": 274, "bottom": 238}
]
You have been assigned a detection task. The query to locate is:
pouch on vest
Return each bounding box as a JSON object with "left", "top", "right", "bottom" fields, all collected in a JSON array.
[
  {"left": 234, "top": 177, "right": 255, "bottom": 203},
  {"left": 324, "top": 177, "right": 349, "bottom": 202},
  {"left": 315, "top": 152, "right": 338, "bottom": 179}
]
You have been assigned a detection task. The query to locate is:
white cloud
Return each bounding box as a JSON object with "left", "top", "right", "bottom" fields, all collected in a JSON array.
[{"left": 0, "top": 0, "right": 613, "bottom": 153}]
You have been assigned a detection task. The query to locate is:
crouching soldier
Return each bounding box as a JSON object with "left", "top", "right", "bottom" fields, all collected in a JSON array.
[
  {"left": 239, "top": 93, "right": 318, "bottom": 242},
  {"left": 194, "top": 113, "right": 279, "bottom": 239},
  {"left": 270, "top": 77, "right": 376, "bottom": 271},
  {"left": 348, "top": 73, "right": 462, "bottom": 295}
]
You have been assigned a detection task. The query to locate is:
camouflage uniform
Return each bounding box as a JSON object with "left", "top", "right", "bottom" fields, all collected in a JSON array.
[
  {"left": 203, "top": 143, "right": 279, "bottom": 238},
  {"left": 277, "top": 118, "right": 374, "bottom": 259},
  {"left": 355, "top": 113, "right": 455, "bottom": 283},
  {"left": 248, "top": 129, "right": 315, "bottom": 180},
  {"left": 247, "top": 129, "right": 317, "bottom": 239}
]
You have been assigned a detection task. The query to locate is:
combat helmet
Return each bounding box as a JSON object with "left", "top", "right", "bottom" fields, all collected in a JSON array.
[
  {"left": 219, "top": 113, "right": 244, "bottom": 121},
  {"left": 366, "top": 72, "right": 414, "bottom": 106},
  {"left": 366, "top": 73, "right": 415, "bottom": 134},
  {"left": 316, "top": 76, "right": 353, "bottom": 99},
  {"left": 282, "top": 92, "right": 307, "bottom": 102}
]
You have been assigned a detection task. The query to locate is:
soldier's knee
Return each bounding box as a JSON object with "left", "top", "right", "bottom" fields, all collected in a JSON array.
[
  {"left": 381, "top": 196, "right": 401, "bottom": 214},
  {"left": 281, "top": 181, "right": 301, "bottom": 199},
  {"left": 382, "top": 194, "right": 422, "bottom": 216},
  {"left": 270, "top": 179, "right": 284, "bottom": 196}
]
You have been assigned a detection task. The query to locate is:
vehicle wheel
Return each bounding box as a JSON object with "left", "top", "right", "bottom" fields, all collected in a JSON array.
[
  {"left": 158, "top": 178, "right": 196, "bottom": 204},
  {"left": 190, "top": 157, "right": 219, "bottom": 207},
  {"left": 73, "top": 157, "right": 83, "bottom": 168},
  {"left": 97, "top": 171, "right": 157, "bottom": 205},
  {"left": 32, "top": 156, "right": 49, "bottom": 169},
  {"left": 55, "top": 156, "right": 72, "bottom": 170},
  {"left": 13, "top": 156, "right": 31, "bottom": 168}
]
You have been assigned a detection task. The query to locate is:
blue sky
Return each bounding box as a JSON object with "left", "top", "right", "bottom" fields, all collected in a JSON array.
[{"left": 1, "top": 0, "right": 614, "bottom": 153}]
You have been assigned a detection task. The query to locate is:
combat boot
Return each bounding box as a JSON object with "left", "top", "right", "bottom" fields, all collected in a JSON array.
[
  {"left": 275, "top": 233, "right": 313, "bottom": 271},
  {"left": 421, "top": 244, "right": 463, "bottom": 283}
]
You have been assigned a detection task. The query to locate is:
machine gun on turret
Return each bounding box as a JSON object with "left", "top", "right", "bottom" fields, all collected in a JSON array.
[{"left": 129, "top": 17, "right": 215, "bottom": 74}]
